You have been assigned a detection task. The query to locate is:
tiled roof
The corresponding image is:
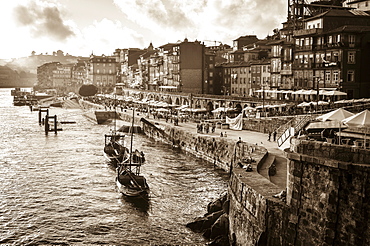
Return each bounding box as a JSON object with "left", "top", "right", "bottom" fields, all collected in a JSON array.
[
  {"left": 306, "top": 9, "right": 370, "bottom": 21},
  {"left": 326, "top": 25, "right": 370, "bottom": 33}
]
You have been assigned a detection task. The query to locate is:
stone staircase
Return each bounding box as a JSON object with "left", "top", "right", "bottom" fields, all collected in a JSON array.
[{"left": 276, "top": 114, "right": 315, "bottom": 150}]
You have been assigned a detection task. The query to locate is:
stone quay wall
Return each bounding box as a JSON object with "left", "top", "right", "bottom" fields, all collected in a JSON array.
[
  {"left": 140, "top": 117, "right": 370, "bottom": 245},
  {"left": 141, "top": 118, "right": 268, "bottom": 173},
  {"left": 78, "top": 99, "right": 105, "bottom": 110},
  {"left": 285, "top": 138, "right": 370, "bottom": 246},
  {"left": 242, "top": 116, "right": 293, "bottom": 134},
  {"left": 228, "top": 167, "right": 287, "bottom": 245},
  {"left": 137, "top": 115, "right": 289, "bottom": 245}
]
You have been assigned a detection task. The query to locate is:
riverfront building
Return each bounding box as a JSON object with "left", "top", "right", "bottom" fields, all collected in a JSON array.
[
  {"left": 87, "top": 55, "right": 118, "bottom": 94},
  {"left": 34, "top": 1, "right": 370, "bottom": 100},
  {"left": 36, "top": 62, "right": 61, "bottom": 89}
]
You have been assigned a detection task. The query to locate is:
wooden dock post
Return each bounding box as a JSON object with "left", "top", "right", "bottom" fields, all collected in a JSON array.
[
  {"left": 45, "top": 115, "right": 49, "bottom": 135},
  {"left": 44, "top": 114, "right": 62, "bottom": 135},
  {"left": 39, "top": 108, "right": 49, "bottom": 125}
]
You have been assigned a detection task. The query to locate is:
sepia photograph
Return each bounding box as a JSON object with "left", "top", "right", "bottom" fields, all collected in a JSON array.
[{"left": 0, "top": 0, "right": 370, "bottom": 245}]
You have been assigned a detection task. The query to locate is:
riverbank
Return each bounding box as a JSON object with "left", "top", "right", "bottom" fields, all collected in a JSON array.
[
  {"left": 77, "top": 98, "right": 370, "bottom": 246},
  {"left": 112, "top": 107, "right": 286, "bottom": 245}
]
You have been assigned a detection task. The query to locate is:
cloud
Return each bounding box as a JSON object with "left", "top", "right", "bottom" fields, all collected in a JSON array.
[
  {"left": 13, "top": 0, "right": 75, "bottom": 41},
  {"left": 113, "top": 0, "right": 287, "bottom": 45},
  {"left": 70, "top": 18, "right": 146, "bottom": 56}
]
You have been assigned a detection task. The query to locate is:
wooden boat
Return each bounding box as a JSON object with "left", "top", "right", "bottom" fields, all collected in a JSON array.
[
  {"left": 116, "top": 109, "right": 149, "bottom": 197},
  {"left": 116, "top": 164, "right": 149, "bottom": 197},
  {"left": 103, "top": 132, "right": 130, "bottom": 167},
  {"left": 95, "top": 110, "right": 118, "bottom": 124}
]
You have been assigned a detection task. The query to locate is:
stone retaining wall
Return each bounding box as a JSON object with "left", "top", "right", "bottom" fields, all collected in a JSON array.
[
  {"left": 137, "top": 115, "right": 287, "bottom": 245},
  {"left": 242, "top": 117, "right": 294, "bottom": 136},
  {"left": 285, "top": 138, "right": 370, "bottom": 246}
]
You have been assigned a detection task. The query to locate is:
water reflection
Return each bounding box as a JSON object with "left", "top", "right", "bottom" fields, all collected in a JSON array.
[
  {"left": 0, "top": 88, "right": 227, "bottom": 245},
  {"left": 120, "top": 195, "right": 151, "bottom": 214}
]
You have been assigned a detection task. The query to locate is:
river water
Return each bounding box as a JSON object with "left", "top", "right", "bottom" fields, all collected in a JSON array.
[{"left": 0, "top": 88, "right": 228, "bottom": 245}]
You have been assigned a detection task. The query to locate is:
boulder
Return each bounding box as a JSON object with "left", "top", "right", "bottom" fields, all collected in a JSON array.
[
  {"left": 186, "top": 210, "right": 224, "bottom": 233},
  {"left": 207, "top": 193, "right": 228, "bottom": 215},
  {"left": 207, "top": 198, "right": 223, "bottom": 214},
  {"left": 222, "top": 199, "right": 230, "bottom": 214},
  {"left": 210, "top": 213, "right": 229, "bottom": 239},
  {"left": 208, "top": 235, "right": 230, "bottom": 246}
]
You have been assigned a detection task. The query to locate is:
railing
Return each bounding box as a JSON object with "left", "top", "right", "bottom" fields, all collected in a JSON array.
[
  {"left": 277, "top": 114, "right": 315, "bottom": 147},
  {"left": 277, "top": 128, "right": 292, "bottom": 147}
]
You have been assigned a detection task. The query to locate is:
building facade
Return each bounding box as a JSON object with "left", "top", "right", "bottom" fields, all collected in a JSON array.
[
  {"left": 88, "top": 55, "right": 118, "bottom": 94},
  {"left": 37, "top": 62, "right": 61, "bottom": 89},
  {"left": 293, "top": 9, "right": 370, "bottom": 98}
]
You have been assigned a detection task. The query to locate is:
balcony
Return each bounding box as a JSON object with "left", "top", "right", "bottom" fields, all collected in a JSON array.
[
  {"left": 280, "top": 69, "right": 293, "bottom": 75},
  {"left": 293, "top": 28, "right": 323, "bottom": 37},
  {"left": 295, "top": 45, "right": 313, "bottom": 51}
]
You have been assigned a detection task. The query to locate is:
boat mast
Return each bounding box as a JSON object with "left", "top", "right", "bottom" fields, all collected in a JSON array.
[
  {"left": 129, "top": 108, "right": 135, "bottom": 170},
  {"left": 114, "top": 93, "right": 117, "bottom": 133}
]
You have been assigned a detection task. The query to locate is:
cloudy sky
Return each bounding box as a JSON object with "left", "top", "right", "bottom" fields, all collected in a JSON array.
[{"left": 0, "top": 0, "right": 287, "bottom": 59}]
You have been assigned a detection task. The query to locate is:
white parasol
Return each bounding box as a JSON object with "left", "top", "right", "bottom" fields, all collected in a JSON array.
[
  {"left": 316, "top": 108, "right": 354, "bottom": 144},
  {"left": 342, "top": 109, "right": 370, "bottom": 148}
]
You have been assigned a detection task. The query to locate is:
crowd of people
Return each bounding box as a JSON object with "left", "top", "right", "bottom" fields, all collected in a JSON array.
[{"left": 196, "top": 121, "right": 216, "bottom": 134}]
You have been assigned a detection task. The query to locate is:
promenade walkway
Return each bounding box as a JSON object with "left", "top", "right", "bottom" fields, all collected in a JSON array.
[{"left": 118, "top": 109, "right": 287, "bottom": 190}]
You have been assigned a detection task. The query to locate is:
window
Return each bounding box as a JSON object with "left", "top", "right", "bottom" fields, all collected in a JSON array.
[
  {"left": 325, "top": 71, "right": 331, "bottom": 83},
  {"left": 349, "top": 35, "right": 355, "bottom": 47},
  {"left": 209, "top": 72, "right": 213, "bottom": 77},
  {"left": 333, "top": 71, "right": 339, "bottom": 82},
  {"left": 326, "top": 53, "right": 331, "bottom": 62},
  {"left": 305, "top": 38, "right": 310, "bottom": 46},
  {"left": 347, "top": 70, "right": 355, "bottom": 82},
  {"left": 333, "top": 52, "right": 339, "bottom": 62},
  {"left": 328, "top": 36, "right": 332, "bottom": 44},
  {"left": 348, "top": 51, "right": 355, "bottom": 64}
]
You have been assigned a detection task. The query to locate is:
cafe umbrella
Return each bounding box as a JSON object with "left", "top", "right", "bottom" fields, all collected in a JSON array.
[
  {"left": 342, "top": 109, "right": 370, "bottom": 148},
  {"left": 316, "top": 108, "right": 354, "bottom": 144}
]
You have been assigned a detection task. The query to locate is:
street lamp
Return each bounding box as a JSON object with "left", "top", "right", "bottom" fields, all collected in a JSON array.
[
  {"left": 313, "top": 76, "right": 319, "bottom": 113},
  {"left": 262, "top": 84, "right": 265, "bottom": 117},
  {"left": 222, "top": 85, "right": 227, "bottom": 120},
  {"left": 260, "top": 81, "right": 268, "bottom": 118}
]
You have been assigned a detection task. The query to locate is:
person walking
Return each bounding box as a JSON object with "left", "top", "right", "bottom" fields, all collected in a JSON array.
[
  {"left": 268, "top": 131, "right": 271, "bottom": 142},
  {"left": 273, "top": 130, "right": 277, "bottom": 142}
]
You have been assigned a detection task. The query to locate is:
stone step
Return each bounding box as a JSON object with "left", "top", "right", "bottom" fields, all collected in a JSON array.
[{"left": 257, "top": 152, "right": 275, "bottom": 180}]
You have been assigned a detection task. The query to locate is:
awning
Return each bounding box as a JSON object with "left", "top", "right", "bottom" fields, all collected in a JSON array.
[
  {"left": 159, "top": 86, "right": 178, "bottom": 89},
  {"left": 306, "top": 121, "right": 348, "bottom": 130}
]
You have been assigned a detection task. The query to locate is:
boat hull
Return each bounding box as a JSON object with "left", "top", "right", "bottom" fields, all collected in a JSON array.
[
  {"left": 95, "top": 110, "right": 118, "bottom": 124},
  {"left": 103, "top": 139, "right": 129, "bottom": 167},
  {"left": 116, "top": 172, "right": 149, "bottom": 197}
]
